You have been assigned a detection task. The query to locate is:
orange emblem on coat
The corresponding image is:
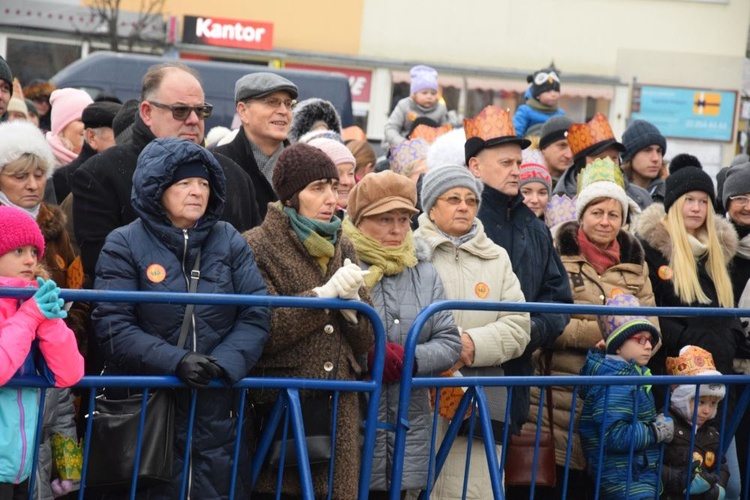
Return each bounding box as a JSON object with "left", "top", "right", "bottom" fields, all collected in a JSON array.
[
  {"left": 146, "top": 264, "right": 166, "bottom": 283},
  {"left": 658, "top": 265, "right": 673, "bottom": 281},
  {"left": 474, "top": 282, "right": 490, "bottom": 299}
]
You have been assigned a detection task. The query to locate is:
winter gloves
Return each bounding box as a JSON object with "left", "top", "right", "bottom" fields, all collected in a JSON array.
[
  {"left": 652, "top": 413, "right": 674, "bottom": 443},
  {"left": 176, "top": 352, "right": 223, "bottom": 389},
  {"left": 313, "top": 258, "right": 369, "bottom": 323},
  {"left": 673, "top": 460, "right": 726, "bottom": 499},
  {"left": 33, "top": 277, "right": 67, "bottom": 320},
  {"left": 50, "top": 478, "right": 73, "bottom": 497},
  {"left": 367, "top": 342, "right": 413, "bottom": 383}
]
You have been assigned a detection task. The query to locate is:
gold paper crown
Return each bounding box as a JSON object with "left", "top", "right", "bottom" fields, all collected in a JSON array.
[
  {"left": 463, "top": 106, "right": 516, "bottom": 141},
  {"left": 576, "top": 157, "right": 625, "bottom": 195},
  {"left": 567, "top": 113, "right": 616, "bottom": 157},
  {"left": 409, "top": 123, "right": 453, "bottom": 143},
  {"left": 666, "top": 346, "right": 717, "bottom": 376}
]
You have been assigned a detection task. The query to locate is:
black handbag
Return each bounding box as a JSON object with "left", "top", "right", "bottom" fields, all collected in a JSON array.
[{"left": 85, "top": 250, "right": 202, "bottom": 488}]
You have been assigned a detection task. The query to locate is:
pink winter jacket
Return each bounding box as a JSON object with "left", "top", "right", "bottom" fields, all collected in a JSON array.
[{"left": 0, "top": 276, "right": 84, "bottom": 387}]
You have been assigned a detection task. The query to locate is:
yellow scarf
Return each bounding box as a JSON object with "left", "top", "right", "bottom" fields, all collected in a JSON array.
[{"left": 342, "top": 218, "right": 418, "bottom": 287}]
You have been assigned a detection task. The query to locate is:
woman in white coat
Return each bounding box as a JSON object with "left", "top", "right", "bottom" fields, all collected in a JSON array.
[{"left": 414, "top": 164, "right": 530, "bottom": 499}]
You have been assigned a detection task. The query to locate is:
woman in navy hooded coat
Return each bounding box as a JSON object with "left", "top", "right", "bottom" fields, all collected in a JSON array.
[{"left": 92, "top": 137, "right": 270, "bottom": 499}]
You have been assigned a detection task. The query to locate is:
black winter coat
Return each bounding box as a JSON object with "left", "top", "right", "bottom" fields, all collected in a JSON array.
[
  {"left": 53, "top": 141, "right": 96, "bottom": 201},
  {"left": 72, "top": 116, "right": 262, "bottom": 285},
  {"left": 92, "top": 138, "right": 270, "bottom": 499},
  {"left": 213, "top": 126, "right": 287, "bottom": 220},
  {"left": 477, "top": 186, "right": 572, "bottom": 433}
]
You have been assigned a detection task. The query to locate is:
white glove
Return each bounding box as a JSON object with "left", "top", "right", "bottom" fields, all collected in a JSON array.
[{"left": 313, "top": 259, "right": 369, "bottom": 299}]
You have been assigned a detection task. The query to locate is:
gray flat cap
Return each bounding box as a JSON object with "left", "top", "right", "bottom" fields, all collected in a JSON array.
[{"left": 235, "top": 72, "right": 299, "bottom": 103}]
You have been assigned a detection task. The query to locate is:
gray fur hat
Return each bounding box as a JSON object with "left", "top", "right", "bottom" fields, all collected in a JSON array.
[{"left": 288, "top": 98, "right": 342, "bottom": 143}]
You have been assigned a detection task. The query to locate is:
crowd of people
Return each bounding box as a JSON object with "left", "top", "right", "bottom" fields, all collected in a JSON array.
[{"left": 0, "top": 51, "right": 749, "bottom": 500}]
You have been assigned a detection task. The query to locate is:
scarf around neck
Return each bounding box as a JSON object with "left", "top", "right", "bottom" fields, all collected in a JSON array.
[
  {"left": 687, "top": 230, "right": 709, "bottom": 259},
  {"left": 435, "top": 219, "right": 479, "bottom": 248},
  {"left": 342, "top": 218, "right": 417, "bottom": 287},
  {"left": 0, "top": 193, "right": 41, "bottom": 219},
  {"left": 577, "top": 226, "right": 621, "bottom": 275},
  {"left": 280, "top": 203, "right": 340, "bottom": 274},
  {"left": 44, "top": 132, "right": 77, "bottom": 166},
  {"left": 527, "top": 97, "right": 559, "bottom": 114}
]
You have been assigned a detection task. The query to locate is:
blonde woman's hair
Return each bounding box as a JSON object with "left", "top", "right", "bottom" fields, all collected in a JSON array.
[
  {"left": 3, "top": 153, "right": 50, "bottom": 176},
  {"left": 664, "top": 194, "right": 734, "bottom": 308}
]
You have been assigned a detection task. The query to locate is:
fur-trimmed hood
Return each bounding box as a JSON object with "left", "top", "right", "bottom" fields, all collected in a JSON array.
[
  {"left": 555, "top": 220, "right": 646, "bottom": 265},
  {"left": 634, "top": 203, "right": 738, "bottom": 262},
  {"left": 288, "top": 98, "right": 342, "bottom": 143}
]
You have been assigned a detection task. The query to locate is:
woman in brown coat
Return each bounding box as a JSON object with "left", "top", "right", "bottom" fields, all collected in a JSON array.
[
  {"left": 244, "top": 143, "right": 374, "bottom": 499},
  {"left": 525, "top": 158, "right": 658, "bottom": 500}
]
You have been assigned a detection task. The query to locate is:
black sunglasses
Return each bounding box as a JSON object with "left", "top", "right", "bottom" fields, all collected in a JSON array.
[{"left": 148, "top": 101, "right": 213, "bottom": 120}]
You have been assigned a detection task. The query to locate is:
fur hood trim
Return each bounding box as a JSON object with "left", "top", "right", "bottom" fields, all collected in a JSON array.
[
  {"left": 555, "top": 220, "right": 645, "bottom": 265},
  {"left": 634, "top": 203, "right": 738, "bottom": 261},
  {"left": 288, "top": 98, "right": 342, "bottom": 143}
]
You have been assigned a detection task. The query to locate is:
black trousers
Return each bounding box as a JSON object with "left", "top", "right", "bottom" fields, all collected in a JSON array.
[{"left": 0, "top": 480, "right": 29, "bottom": 500}]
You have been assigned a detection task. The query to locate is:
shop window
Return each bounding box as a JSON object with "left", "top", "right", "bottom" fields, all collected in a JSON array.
[{"left": 6, "top": 39, "right": 81, "bottom": 86}]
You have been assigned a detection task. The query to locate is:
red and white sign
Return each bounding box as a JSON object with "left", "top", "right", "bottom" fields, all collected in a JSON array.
[
  {"left": 182, "top": 15, "right": 274, "bottom": 51},
  {"left": 286, "top": 63, "right": 372, "bottom": 103}
]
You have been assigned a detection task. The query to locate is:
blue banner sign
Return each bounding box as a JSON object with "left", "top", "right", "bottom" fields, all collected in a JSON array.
[{"left": 631, "top": 85, "right": 737, "bottom": 142}]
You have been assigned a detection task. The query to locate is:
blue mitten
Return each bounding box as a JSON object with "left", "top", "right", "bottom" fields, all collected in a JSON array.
[
  {"left": 33, "top": 277, "right": 67, "bottom": 320},
  {"left": 687, "top": 472, "right": 712, "bottom": 495}
]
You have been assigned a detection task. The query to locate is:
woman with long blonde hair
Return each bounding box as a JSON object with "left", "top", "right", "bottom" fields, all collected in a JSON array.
[{"left": 634, "top": 153, "right": 743, "bottom": 499}]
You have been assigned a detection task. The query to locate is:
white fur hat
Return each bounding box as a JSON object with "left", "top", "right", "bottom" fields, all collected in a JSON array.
[
  {"left": 426, "top": 128, "right": 467, "bottom": 169},
  {"left": 0, "top": 120, "right": 56, "bottom": 178}
]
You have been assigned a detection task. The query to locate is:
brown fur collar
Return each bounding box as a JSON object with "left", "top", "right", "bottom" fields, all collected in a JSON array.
[
  {"left": 36, "top": 203, "right": 67, "bottom": 242},
  {"left": 555, "top": 220, "right": 645, "bottom": 265},
  {"left": 634, "top": 203, "right": 738, "bottom": 261}
]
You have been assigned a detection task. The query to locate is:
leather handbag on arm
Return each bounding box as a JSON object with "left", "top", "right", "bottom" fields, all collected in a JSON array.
[
  {"left": 85, "top": 250, "right": 202, "bottom": 489},
  {"left": 504, "top": 351, "right": 557, "bottom": 487}
]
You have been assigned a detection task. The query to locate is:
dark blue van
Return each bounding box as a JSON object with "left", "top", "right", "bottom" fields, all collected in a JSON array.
[{"left": 50, "top": 51, "right": 354, "bottom": 131}]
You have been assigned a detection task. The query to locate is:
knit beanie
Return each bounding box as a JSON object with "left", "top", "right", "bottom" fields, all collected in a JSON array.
[
  {"left": 24, "top": 99, "right": 40, "bottom": 119},
  {"left": 420, "top": 164, "right": 483, "bottom": 215},
  {"left": 667, "top": 345, "right": 725, "bottom": 422},
  {"left": 597, "top": 293, "right": 660, "bottom": 355},
  {"left": 347, "top": 170, "right": 419, "bottom": 226},
  {"left": 7, "top": 97, "right": 28, "bottom": 119},
  {"left": 49, "top": 88, "right": 93, "bottom": 136},
  {"left": 0, "top": 56, "right": 12, "bottom": 96},
  {"left": 0, "top": 205, "right": 45, "bottom": 258},
  {"left": 575, "top": 157, "right": 636, "bottom": 222},
  {"left": 664, "top": 154, "right": 715, "bottom": 213},
  {"left": 527, "top": 65, "right": 560, "bottom": 100},
  {"left": 272, "top": 143, "right": 339, "bottom": 203},
  {"left": 520, "top": 149, "right": 552, "bottom": 192},
  {"left": 0, "top": 121, "right": 56, "bottom": 178},
  {"left": 410, "top": 65, "right": 439, "bottom": 94},
  {"left": 167, "top": 160, "right": 209, "bottom": 188},
  {"left": 722, "top": 161, "right": 750, "bottom": 210},
  {"left": 621, "top": 119, "right": 667, "bottom": 164},
  {"left": 308, "top": 137, "right": 355, "bottom": 167}
]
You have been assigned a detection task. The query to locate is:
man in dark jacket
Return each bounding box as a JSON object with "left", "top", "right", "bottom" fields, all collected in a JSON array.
[
  {"left": 553, "top": 112, "right": 652, "bottom": 210},
  {"left": 53, "top": 101, "right": 121, "bottom": 200},
  {"left": 465, "top": 105, "right": 572, "bottom": 436},
  {"left": 72, "top": 62, "right": 262, "bottom": 285},
  {"left": 213, "top": 72, "right": 298, "bottom": 219}
]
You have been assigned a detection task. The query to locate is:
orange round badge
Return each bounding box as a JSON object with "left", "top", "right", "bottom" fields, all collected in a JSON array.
[
  {"left": 657, "top": 265, "right": 673, "bottom": 280},
  {"left": 705, "top": 451, "right": 715, "bottom": 468},
  {"left": 407, "top": 111, "right": 418, "bottom": 122},
  {"left": 610, "top": 288, "right": 624, "bottom": 298},
  {"left": 146, "top": 264, "right": 166, "bottom": 283},
  {"left": 474, "top": 282, "right": 490, "bottom": 299}
]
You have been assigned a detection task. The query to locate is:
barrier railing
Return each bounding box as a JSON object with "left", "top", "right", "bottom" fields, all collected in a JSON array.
[
  {"left": 3, "top": 286, "right": 750, "bottom": 500},
  {"left": 0, "top": 287, "right": 386, "bottom": 500},
  {"left": 392, "top": 300, "right": 750, "bottom": 500}
]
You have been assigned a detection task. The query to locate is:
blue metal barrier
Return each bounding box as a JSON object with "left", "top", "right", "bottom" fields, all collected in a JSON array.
[
  {"left": 391, "top": 300, "right": 750, "bottom": 500},
  {"left": 1, "top": 287, "right": 386, "bottom": 500}
]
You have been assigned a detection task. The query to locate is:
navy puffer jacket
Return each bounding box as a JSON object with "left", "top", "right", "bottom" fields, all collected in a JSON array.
[{"left": 93, "top": 138, "right": 270, "bottom": 499}]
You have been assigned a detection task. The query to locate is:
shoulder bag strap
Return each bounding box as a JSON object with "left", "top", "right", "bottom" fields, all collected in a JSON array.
[
  {"left": 176, "top": 248, "right": 202, "bottom": 350},
  {"left": 544, "top": 350, "right": 555, "bottom": 442}
]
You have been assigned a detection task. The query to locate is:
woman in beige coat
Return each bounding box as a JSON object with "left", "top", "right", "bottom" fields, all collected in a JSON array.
[
  {"left": 413, "top": 164, "right": 530, "bottom": 499},
  {"left": 526, "top": 158, "right": 658, "bottom": 499}
]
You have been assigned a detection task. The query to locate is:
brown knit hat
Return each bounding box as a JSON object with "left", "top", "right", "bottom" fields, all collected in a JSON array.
[
  {"left": 347, "top": 170, "right": 419, "bottom": 226},
  {"left": 272, "top": 142, "right": 339, "bottom": 202}
]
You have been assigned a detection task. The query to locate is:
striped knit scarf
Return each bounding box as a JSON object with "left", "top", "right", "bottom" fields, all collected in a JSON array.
[
  {"left": 342, "top": 218, "right": 417, "bottom": 287},
  {"left": 281, "top": 203, "right": 340, "bottom": 274}
]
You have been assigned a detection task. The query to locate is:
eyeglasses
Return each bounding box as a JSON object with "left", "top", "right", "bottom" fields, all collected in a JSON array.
[
  {"left": 730, "top": 195, "right": 750, "bottom": 206},
  {"left": 629, "top": 335, "right": 653, "bottom": 346},
  {"left": 437, "top": 195, "right": 479, "bottom": 207},
  {"left": 148, "top": 101, "right": 213, "bottom": 120},
  {"left": 30, "top": 95, "right": 50, "bottom": 103},
  {"left": 253, "top": 96, "right": 297, "bottom": 111}
]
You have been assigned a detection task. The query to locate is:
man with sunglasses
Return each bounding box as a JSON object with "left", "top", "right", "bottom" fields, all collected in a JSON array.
[
  {"left": 71, "top": 62, "right": 262, "bottom": 288},
  {"left": 214, "top": 72, "right": 298, "bottom": 219}
]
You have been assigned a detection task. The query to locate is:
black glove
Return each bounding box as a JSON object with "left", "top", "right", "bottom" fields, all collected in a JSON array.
[{"left": 176, "top": 352, "right": 223, "bottom": 388}]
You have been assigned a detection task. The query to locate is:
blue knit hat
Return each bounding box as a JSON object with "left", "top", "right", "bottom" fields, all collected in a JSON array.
[{"left": 621, "top": 120, "right": 666, "bottom": 164}]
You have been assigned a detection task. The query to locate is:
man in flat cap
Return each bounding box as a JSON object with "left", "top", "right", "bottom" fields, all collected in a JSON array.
[
  {"left": 214, "top": 72, "right": 298, "bottom": 218},
  {"left": 71, "top": 62, "right": 262, "bottom": 287},
  {"left": 54, "top": 101, "right": 121, "bottom": 200}
]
